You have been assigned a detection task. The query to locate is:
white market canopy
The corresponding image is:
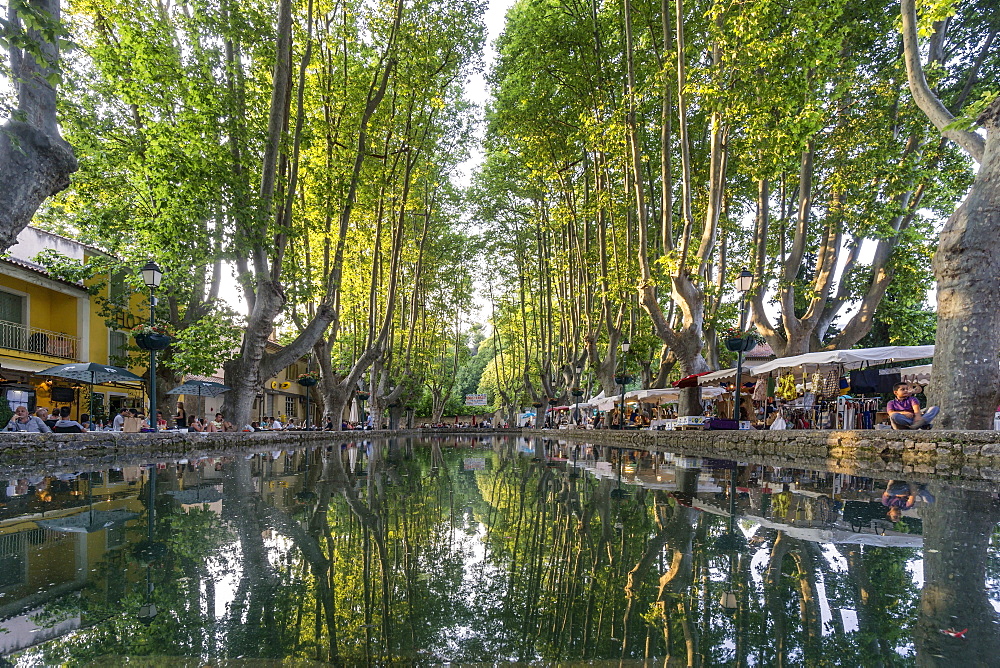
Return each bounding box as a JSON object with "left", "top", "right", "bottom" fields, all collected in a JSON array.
[
  {"left": 899, "top": 364, "right": 933, "bottom": 383},
  {"left": 698, "top": 363, "right": 762, "bottom": 385},
  {"left": 749, "top": 345, "right": 934, "bottom": 377},
  {"left": 593, "top": 386, "right": 726, "bottom": 411}
]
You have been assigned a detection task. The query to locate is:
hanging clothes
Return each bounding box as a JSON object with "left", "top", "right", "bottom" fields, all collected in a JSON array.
[
  {"left": 753, "top": 378, "right": 768, "bottom": 402},
  {"left": 777, "top": 374, "right": 798, "bottom": 400}
]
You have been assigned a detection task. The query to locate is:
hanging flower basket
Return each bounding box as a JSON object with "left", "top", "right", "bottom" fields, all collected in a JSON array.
[
  {"left": 531, "top": 401, "right": 543, "bottom": 408},
  {"left": 134, "top": 332, "right": 172, "bottom": 351},
  {"left": 297, "top": 371, "right": 319, "bottom": 387},
  {"left": 614, "top": 374, "right": 634, "bottom": 386},
  {"left": 571, "top": 387, "right": 584, "bottom": 397},
  {"left": 725, "top": 337, "right": 756, "bottom": 353},
  {"left": 547, "top": 398, "right": 558, "bottom": 406},
  {"left": 356, "top": 391, "right": 370, "bottom": 401}
]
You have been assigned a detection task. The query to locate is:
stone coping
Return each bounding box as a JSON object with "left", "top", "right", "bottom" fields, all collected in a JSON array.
[{"left": 521, "top": 428, "right": 1000, "bottom": 486}]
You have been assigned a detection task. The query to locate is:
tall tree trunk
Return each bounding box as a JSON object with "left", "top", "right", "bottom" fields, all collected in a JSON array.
[
  {"left": 915, "top": 485, "right": 1000, "bottom": 665},
  {"left": 0, "top": 0, "right": 78, "bottom": 250},
  {"left": 900, "top": 0, "right": 1000, "bottom": 428},
  {"left": 925, "top": 101, "right": 1000, "bottom": 428}
]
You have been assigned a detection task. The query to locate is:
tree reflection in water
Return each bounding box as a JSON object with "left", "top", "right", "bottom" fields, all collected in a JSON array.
[{"left": 11, "top": 436, "right": 1000, "bottom": 666}]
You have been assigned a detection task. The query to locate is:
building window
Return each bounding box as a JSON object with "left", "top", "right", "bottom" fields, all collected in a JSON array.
[
  {"left": 0, "top": 290, "right": 26, "bottom": 350},
  {"left": 109, "top": 330, "right": 128, "bottom": 365},
  {"left": 5, "top": 389, "right": 32, "bottom": 411},
  {"left": 285, "top": 395, "right": 296, "bottom": 418}
]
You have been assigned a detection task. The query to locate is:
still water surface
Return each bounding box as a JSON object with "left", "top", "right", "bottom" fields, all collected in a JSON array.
[{"left": 1, "top": 435, "right": 998, "bottom": 666}]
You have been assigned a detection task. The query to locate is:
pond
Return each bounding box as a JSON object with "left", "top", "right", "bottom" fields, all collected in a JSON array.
[{"left": 1, "top": 435, "right": 997, "bottom": 666}]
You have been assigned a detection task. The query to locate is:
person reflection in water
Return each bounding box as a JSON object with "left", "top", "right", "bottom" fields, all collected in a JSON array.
[{"left": 881, "top": 479, "right": 935, "bottom": 522}]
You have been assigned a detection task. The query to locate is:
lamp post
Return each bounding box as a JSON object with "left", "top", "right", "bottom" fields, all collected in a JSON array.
[
  {"left": 140, "top": 261, "right": 163, "bottom": 432},
  {"left": 616, "top": 339, "right": 631, "bottom": 429},
  {"left": 732, "top": 268, "right": 754, "bottom": 423}
]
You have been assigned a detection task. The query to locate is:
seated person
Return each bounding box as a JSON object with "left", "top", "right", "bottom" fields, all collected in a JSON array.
[
  {"left": 6, "top": 406, "right": 52, "bottom": 432},
  {"left": 887, "top": 383, "right": 938, "bottom": 430},
  {"left": 207, "top": 413, "right": 225, "bottom": 432},
  {"left": 52, "top": 406, "right": 87, "bottom": 433},
  {"left": 187, "top": 415, "right": 205, "bottom": 432}
]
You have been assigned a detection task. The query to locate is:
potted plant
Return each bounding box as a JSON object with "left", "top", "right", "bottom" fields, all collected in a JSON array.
[
  {"left": 571, "top": 386, "right": 584, "bottom": 397},
  {"left": 297, "top": 371, "right": 319, "bottom": 387},
  {"left": 356, "top": 390, "right": 370, "bottom": 401},
  {"left": 722, "top": 327, "right": 761, "bottom": 353},
  {"left": 132, "top": 324, "right": 173, "bottom": 351}
]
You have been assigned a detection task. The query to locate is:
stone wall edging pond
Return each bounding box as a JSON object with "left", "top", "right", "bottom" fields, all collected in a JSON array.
[{"left": 521, "top": 428, "right": 1000, "bottom": 485}]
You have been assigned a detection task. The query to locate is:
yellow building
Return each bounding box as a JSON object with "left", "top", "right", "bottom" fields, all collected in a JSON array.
[
  {"left": 1, "top": 227, "right": 315, "bottom": 427},
  {"left": 0, "top": 227, "right": 144, "bottom": 422},
  {"left": 259, "top": 343, "right": 313, "bottom": 426}
]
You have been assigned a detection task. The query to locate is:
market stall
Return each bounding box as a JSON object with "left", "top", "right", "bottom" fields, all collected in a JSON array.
[{"left": 744, "top": 345, "right": 935, "bottom": 430}]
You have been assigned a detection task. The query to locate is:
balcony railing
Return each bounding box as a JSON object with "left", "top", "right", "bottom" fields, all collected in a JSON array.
[{"left": 0, "top": 319, "right": 80, "bottom": 361}]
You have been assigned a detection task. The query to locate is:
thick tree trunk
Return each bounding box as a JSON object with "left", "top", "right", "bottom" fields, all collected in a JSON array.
[
  {"left": 0, "top": 0, "right": 78, "bottom": 250},
  {"left": 926, "top": 99, "right": 1000, "bottom": 429},
  {"left": 915, "top": 484, "right": 1000, "bottom": 665},
  {"left": 899, "top": 0, "right": 1000, "bottom": 428},
  {"left": 223, "top": 281, "right": 287, "bottom": 426}
]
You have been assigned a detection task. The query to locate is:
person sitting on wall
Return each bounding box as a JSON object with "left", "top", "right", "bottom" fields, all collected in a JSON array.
[
  {"left": 887, "top": 383, "right": 939, "bottom": 430},
  {"left": 207, "top": 413, "right": 225, "bottom": 432},
  {"left": 187, "top": 415, "right": 205, "bottom": 432},
  {"left": 6, "top": 406, "right": 52, "bottom": 432},
  {"left": 52, "top": 406, "right": 87, "bottom": 433}
]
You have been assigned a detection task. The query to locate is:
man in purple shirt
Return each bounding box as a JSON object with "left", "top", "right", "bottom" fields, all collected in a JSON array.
[{"left": 887, "top": 383, "right": 938, "bottom": 429}]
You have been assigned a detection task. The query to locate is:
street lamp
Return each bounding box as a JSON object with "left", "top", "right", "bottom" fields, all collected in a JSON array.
[
  {"left": 733, "top": 268, "right": 754, "bottom": 423},
  {"left": 140, "top": 260, "right": 163, "bottom": 432}
]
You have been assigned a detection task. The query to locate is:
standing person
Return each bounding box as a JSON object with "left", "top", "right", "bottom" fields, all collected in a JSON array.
[
  {"left": 174, "top": 402, "right": 187, "bottom": 429},
  {"left": 52, "top": 406, "right": 87, "bottom": 433},
  {"left": 887, "top": 383, "right": 939, "bottom": 430},
  {"left": 112, "top": 407, "right": 129, "bottom": 431},
  {"left": 6, "top": 406, "right": 51, "bottom": 432}
]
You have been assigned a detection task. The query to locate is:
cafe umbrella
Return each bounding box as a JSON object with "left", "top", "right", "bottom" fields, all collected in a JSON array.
[
  {"left": 166, "top": 381, "right": 231, "bottom": 427},
  {"left": 165, "top": 380, "right": 231, "bottom": 398},
  {"left": 38, "top": 362, "right": 145, "bottom": 423}
]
